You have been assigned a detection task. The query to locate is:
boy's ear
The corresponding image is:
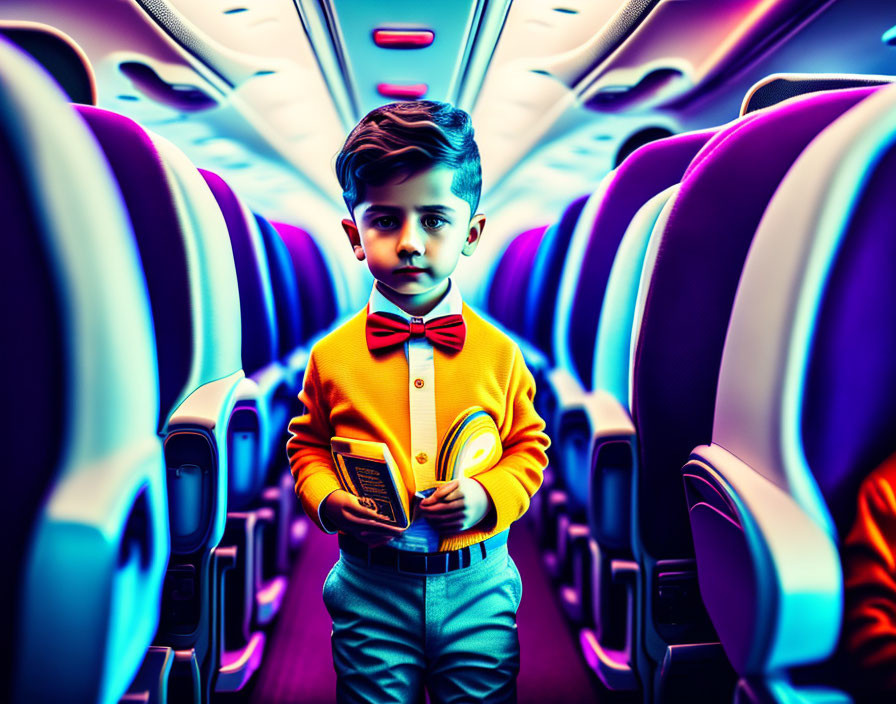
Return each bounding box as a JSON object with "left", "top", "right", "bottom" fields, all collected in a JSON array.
[
  {"left": 461, "top": 213, "right": 486, "bottom": 256},
  {"left": 342, "top": 218, "right": 366, "bottom": 261}
]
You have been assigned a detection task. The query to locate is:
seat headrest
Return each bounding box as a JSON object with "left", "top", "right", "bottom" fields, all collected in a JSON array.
[
  {"left": 489, "top": 225, "right": 547, "bottom": 336},
  {"left": 272, "top": 221, "right": 338, "bottom": 341},
  {"left": 200, "top": 169, "right": 277, "bottom": 375},
  {"left": 558, "top": 128, "right": 715, "bottom": 389},
  {"left": 741, "top": 73, "right": 894, "bottom": 115},
  {"left": 255, "top": 213, "right": 304, "bottom": 356},
  {"left": 0, "top": 23, "right": 95, "bottom": 104},
  {"left": 524, "top": 194, "right": 588, "bottom": 360},
  {"left": 1, "top": 37, "right": 164, "bottom": 704}
]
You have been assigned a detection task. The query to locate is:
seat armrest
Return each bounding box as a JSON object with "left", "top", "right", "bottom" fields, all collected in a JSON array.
[
  {"left": 120, "top": 645, "right": 175, "bottom": 704},
  {"left": 684, "top": 444, "right": 841, "bottom": 675},
  {"left": 166, "top": 371, "right": 258, "bottom": 550},
  {"left": 248, "top": 360, "right": 291, "bottom": 475},
  {"left": 585, "top": 390, "right": 636, "bottom": 450},
  {"left": 167, "top": 370, "right": 254, "bottom": 434},
  {"left": 554, "top": 384, "right": 635, "bottom": 456},
  {"left": 546, "top": 367, "right": 589, "bottom": 459},
  {"left": 585, "top": 391, "right": 636, "bottom": 550},
  {"left": 548, "top": 367, "right": 589, "bottom": 418},
  {"left": 579, "top": 550, "right": 640, "bottom": 691}
]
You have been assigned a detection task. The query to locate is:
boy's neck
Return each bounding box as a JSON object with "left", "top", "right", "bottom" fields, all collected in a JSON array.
[{"left": 375, "top": 279, "right": 452, "bottom": 317}]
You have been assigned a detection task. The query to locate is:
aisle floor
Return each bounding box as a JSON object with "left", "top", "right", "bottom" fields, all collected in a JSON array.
[{"left": 245, "top": 514, "right": 606, "bottom": 703}]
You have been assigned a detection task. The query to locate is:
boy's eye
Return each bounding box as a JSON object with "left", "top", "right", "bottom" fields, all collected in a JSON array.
[
  {"left": 421, "top": 215, "right": 447, "bottom": 229},
  {"left": 372, "top": 216, "right": 398, "bottom": 230}
]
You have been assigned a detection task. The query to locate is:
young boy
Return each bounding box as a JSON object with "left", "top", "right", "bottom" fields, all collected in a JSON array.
[{"left": 286, "top": 100, "right": 551, "bottom": 704}]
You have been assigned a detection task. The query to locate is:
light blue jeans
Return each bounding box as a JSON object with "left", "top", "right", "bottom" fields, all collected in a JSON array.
[{"left": 322, "top": 536, "right": 523, "bottom": 704}]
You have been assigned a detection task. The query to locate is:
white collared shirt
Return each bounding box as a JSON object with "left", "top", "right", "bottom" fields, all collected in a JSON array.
[
  {"left": 319, "top": 278, "right": 463, "bottom": 552},
  {"left": 368, "top": 277, "right": 463, "bottom": 551}
]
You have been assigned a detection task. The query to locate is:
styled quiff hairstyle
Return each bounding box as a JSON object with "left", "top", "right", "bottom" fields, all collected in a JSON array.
[{"left": 335, "top": 100, "right": 482, "bottom": 217}]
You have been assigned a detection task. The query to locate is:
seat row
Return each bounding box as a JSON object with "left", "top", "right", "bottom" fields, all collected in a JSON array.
[
  {"left": 3, "top": 36, "right": 342, "bottom": 704},
  {"left": 484, "top": 75, "right": 896, "bottom": 702}
]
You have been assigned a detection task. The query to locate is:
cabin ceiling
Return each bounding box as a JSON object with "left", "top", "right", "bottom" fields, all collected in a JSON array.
[{"left": 0, "top": 0, "right": 881, "bottom": 241}]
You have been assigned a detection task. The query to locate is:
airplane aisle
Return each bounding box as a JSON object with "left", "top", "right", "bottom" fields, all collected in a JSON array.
[{"left": 245, "top": 513, "right": 607, "bottom": 704}]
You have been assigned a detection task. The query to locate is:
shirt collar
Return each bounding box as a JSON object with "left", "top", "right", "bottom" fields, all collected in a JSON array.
[{"left": 368, "top": 278, "right": 463, "bottom": 321}]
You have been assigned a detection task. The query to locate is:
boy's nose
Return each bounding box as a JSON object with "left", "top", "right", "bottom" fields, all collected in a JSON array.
[{"left": 397, "top": 222, "right": 425, "bottom": 257}]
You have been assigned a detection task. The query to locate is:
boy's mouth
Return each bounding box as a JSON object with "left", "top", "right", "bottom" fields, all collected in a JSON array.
[{"left": 395, "top": 266, "right": 428, "bottom": 275}]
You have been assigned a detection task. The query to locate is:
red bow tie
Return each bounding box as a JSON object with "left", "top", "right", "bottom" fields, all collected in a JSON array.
[{"left": 366, "top": 310, "right": 466, "bottom": 353}]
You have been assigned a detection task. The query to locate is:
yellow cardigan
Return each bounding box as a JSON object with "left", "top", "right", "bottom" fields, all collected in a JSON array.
[{"left": 286, "top": 301, "right": 551, "bottom": 551}]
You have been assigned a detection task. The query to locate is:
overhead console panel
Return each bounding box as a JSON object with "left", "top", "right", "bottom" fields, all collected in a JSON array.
[{"left": 535, "top": 0, "right": 838, "bottom": 113}]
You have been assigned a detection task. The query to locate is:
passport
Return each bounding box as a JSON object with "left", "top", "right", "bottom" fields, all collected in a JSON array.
[
  {"left": 329, "top": 408, "right": 503, "bottom": 535},
  {"left": 330, "top": 437, "right": 411, "bottom": 528}
]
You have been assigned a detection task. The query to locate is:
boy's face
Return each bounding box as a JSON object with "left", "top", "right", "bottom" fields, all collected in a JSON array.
[{"left": 342, "top": 166, "right": 485, "bottom": 315}]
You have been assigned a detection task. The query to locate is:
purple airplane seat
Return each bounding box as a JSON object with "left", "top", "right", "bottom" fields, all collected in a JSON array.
[
  {"left": 523, "top": 195, "right": 589, "bottom": 361},
  {"left": 684, "top": 82, "right": 896, "bottom": 704},
  {"left": 487, "top": 224, "right": 548, "bottom": 337},
  {"left": 272, "top": 220, "right": 339, "bottom": 344},
  {"left": 535, "top": 129, "right": 717, "bottom": 603},
  {"left": 2, "top": 38, "right": 169, "bottom": 704},
  {"left": 627, "top": 86, "right": 878, "bottom": 701},
  {"left": 199, "top": 169, "right": 288, "bottom": 497},
  {"left": 254, "top": 213, "right": 304, "bottom": 389},
  {"left": 76, "top": 105, "right": 270, "bottom": 700}
]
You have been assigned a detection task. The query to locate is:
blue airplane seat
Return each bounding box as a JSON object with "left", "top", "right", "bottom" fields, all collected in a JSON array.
[
  {"left": 481, "top": 224, "right": 555, "bottom": 423},
  {"left": 1, "top": 38, "right": 169, "bottom": 704},
  {"left": 254, "top": 213, "right": 305, "bottom": 392},
  {"left": 199, "top": 169, "right": 287, "bottom": 499},
  {"left": 523, "top": 195, "right": 589, "bottom": 363},
  {"left": 272, "top": 220, "right": 340, "bottom": 344},
  {"left": 684, "top": 82, "right": 896, "bottom": 704},
  {"left": 487, "top": 224, "right": 548, "bottom": 338},
  {"left": 252, "top": 212, "right": 311, "bottom": 570},
  {"left": 626, "top": 86, "right": 877, "bottom": 702},
  {"left": 76, "top": 105, "right": 271, "bottom": 699}
]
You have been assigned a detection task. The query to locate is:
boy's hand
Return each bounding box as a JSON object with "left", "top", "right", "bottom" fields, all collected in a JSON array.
[
  {"left": 322, "top": 490, "right": 406, "bottom": 547},
  {"left": 418, "top": 478, "right": 493, "bottom": 535}
]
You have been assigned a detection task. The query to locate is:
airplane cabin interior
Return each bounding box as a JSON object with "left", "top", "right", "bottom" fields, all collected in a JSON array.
[{"left": 4, "top": 1, "right": 896, "bottom": 703}]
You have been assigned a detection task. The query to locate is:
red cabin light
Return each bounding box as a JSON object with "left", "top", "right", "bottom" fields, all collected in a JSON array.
[
  {"left": 377, "top": 83, "right": 429, "bottom": 100},
  {"left": 373, "top": 29, "right": 435, "bottom": 49}
]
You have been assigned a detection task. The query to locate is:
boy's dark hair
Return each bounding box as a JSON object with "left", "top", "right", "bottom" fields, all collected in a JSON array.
[{"left": 335, "top": 100, "right": 481, "bottom": 217}]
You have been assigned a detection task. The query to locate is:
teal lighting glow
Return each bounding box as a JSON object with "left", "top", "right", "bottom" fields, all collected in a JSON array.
[
  {"left": 882, "top": 24, "right": 896, "bottom": 45},
  {"left": 594, "top": 187, "right": 675, "bottom": 406}
]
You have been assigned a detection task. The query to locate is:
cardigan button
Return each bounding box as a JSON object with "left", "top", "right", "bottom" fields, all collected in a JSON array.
[
  {"left": 414, "top": 378, "right": 424, "bottom": 388},
  {"left": 415, "top": 452, "right": 428, "bottom": 464}
]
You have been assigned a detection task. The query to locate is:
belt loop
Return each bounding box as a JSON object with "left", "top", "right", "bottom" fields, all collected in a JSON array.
[{"left": 480, "top": 542, "right": 487, "bottom": 560}]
